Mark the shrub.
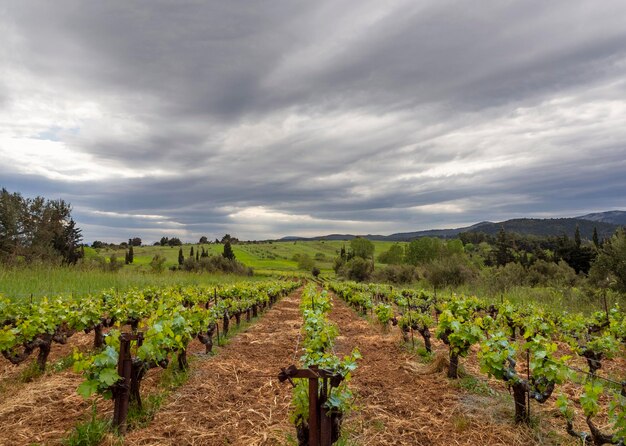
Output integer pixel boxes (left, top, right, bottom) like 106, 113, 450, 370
372, 264, 418, 284
148, 254, 166, 273
297, 253, 315, 270
424, 254, 477, 288
340, 257, 374, 282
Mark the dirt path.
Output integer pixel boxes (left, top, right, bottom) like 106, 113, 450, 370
125, 289, 303, 446
328, 296, 540, 446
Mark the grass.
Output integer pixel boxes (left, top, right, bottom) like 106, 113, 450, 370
63, 404, 110, 446
454, 375, 495, 396
97, 240, 403, 273
49, 353, 78, 373
452, 282, 626, 315
4, 238, 622, 315
0, 265, 260, 300
19, 360, 44, 382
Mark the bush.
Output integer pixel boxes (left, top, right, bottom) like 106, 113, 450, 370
149, 254, 166, 273
177, 255, 253, 275
339, 257, 374, 282
85, 254, 124, 272
296, 253, 315, 270
424, 254, 477, 288
527, 259, 577, 287
377, 244, 404, 264
482, 262, 526, 292
372, 264, 418, 284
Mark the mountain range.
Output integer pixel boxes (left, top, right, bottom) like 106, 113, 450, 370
280, 210, 626, 242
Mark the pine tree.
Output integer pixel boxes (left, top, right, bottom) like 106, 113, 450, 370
575, 225, 581, 249
178, 247, 184, 265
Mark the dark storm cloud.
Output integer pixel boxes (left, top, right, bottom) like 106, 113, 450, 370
1, 1, 626, 241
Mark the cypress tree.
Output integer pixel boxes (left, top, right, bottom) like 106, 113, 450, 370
190, 246, 194, 257
222, 241, 235, 260
495, 227, 512, 266
178, 247, 184, 265
125, 250, 130, 265
128, 245, 134, 263
593, 227, 600, 248
195, 249, 199, 261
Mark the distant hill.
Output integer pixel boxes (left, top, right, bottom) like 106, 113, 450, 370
577, 210, 626, 225
462, 218, 618, 239
280, 215, 623, 242
384, 221, 491, 241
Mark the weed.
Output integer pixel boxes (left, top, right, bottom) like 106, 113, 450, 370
63, 404, 109, 446
127, 393, 166, 429
50, 354, 77, 373
20, 361, 43, 382
455, 376, 494, 396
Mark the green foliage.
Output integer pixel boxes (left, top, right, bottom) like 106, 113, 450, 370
349, 237, 375, 260
20, 360, 45, 382
293, 253, 315, 270
405, 237, 442, 265
590, 228, 626, 292
63, 404, 109, 446
436, 305, 483, 357
0, 188, 83, 265
372, 264, 417, 284
74, 339, 120, 399
339, 257, 373, 282
222, 241, 236, 261
373, 303, 393, 325
424, 254, 477, 288
478, 332, 517, 381
377, 244, 404, 264
291, 285, 360, 429
8, 280, 301, 401
580, 381, 603, 417
149, 254, 166, 273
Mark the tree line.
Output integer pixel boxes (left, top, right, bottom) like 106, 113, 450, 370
0, 188, 83, 265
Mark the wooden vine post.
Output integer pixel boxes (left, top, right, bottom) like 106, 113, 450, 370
113, 332, 143, 434
279, 365, 344, 446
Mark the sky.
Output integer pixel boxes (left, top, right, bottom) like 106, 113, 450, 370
1, 1, 626, 243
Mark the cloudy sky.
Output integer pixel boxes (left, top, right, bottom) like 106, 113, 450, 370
1, 1, 626, 242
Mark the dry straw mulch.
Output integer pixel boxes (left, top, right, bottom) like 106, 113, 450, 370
328, 296, 565, 446
124, 289, 304, 446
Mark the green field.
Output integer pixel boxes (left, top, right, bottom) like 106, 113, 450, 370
0, 240, 400, 299
96, 240, 403, 273
0, 266, 263, 300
